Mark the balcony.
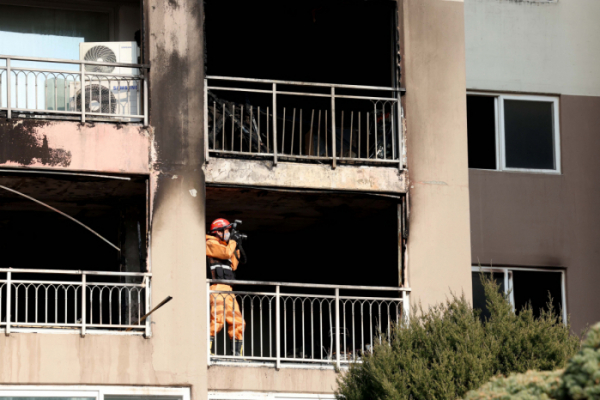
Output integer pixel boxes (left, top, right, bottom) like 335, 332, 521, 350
0, 268, 151, 336
204, 76, 405, 170
0, 55, 148, 124
207, 279, 410, 368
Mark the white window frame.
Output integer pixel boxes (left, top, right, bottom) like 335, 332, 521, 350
208, 392, 335, 400
467, 92, 561, 174
0, 386, 190, 400
471, 266, 567, 323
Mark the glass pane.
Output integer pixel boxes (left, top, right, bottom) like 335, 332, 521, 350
0, 398, 94, 400
513, 270, 563, 318
0, 5, 110, 61
504, 100, 555, 170
472, 271, 505, 321
467, 95, 497, 170
106, 397, 181, 400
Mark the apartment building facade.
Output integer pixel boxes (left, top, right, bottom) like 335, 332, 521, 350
0, 0, 470, 399
465, 0, 600, 333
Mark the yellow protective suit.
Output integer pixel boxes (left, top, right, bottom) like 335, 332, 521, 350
206, 234, 245, 340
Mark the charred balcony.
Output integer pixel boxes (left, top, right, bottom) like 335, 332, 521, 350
204, 0, 405, 171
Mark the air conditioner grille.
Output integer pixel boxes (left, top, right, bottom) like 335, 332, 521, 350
75, 84, 118, 114
84, 45, 117, 73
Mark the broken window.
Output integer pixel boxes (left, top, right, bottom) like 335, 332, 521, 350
466, 94, 560, 173
0, 172, 149, 333
471, 267, 565, 321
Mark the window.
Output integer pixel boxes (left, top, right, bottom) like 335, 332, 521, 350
466, 94, 560, 173
0, 5, 111, 61
471, 267, 566, 321
0, 387, 189, 400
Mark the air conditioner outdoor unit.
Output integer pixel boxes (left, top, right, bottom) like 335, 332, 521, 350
76, 41, 141, 121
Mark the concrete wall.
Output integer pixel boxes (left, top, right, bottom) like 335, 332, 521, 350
0, 0, 206, 395
401, 0, 472, 307
0, 120, 150, 174
465, 0, 600, 96
470, 95, 600, 332
204, 158, 407, 193
207, 367, 338, 394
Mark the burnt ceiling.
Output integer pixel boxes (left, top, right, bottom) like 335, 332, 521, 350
206, 186, 399, 233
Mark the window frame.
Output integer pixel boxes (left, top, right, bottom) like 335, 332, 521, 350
471, 266, 567, 323
467, 92, 561, 174
208, 392, 336, 400
0, 386, 190, 400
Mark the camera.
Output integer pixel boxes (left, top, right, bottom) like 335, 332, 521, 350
231, 219, 248, 240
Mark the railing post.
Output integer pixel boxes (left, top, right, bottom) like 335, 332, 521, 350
401, 290, 410, 326
80, 62, 86, 123
204, 79, 210, 163
6, 58, 11, 120
272, 83, 278, 166
143, 72, 149, 127
276, 285, 281, 370
397, 99, 403, 170
331, 87, 337, 169
335, 287, 340, 369
207, 282, 212, 367
81, 272, 86, 337
5, 271, 11, 336
144, 275, 151, 338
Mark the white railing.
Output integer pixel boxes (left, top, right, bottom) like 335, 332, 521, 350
0, 268, 151, 335
204, 76, 405, 169
207, 279, 410, 368
0, 55, 148, 124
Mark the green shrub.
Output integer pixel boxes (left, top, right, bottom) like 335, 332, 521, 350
558, 321, 600, 400
463, 370, 562, 400
462, 322, 600, 400
335, 275, 580, 400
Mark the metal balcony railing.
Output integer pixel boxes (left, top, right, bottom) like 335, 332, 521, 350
204, 76, 405, 169
0, 55, 148, 124
207, 279, 410, 368
0, 268, 151, 335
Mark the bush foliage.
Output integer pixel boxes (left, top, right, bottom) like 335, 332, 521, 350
335, 275, 580, 400
463, 322, 600, 400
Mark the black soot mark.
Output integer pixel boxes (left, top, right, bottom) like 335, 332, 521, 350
0, 120, 72, 167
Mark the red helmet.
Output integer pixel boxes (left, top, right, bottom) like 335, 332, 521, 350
210, 218, 231, 232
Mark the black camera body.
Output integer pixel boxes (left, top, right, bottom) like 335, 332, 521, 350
231, 219, 248, 240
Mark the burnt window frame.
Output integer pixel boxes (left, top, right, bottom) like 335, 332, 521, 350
471, 266, 567, 323
467, 92, 561, 174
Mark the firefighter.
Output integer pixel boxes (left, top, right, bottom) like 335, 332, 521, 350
207, 218, 246, 356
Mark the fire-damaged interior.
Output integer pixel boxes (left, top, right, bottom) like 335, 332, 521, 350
205, 0, 398, 87
206, 186, 404, 359
204, 0, 402, 165
0, 172, 148, 330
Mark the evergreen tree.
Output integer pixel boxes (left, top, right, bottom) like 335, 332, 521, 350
336, 275, 580, 400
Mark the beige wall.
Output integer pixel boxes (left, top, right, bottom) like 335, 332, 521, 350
465, 0, 600, 96
470, 95, 600, 332
401, 0, 473, 307
207, 367, 337, 394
